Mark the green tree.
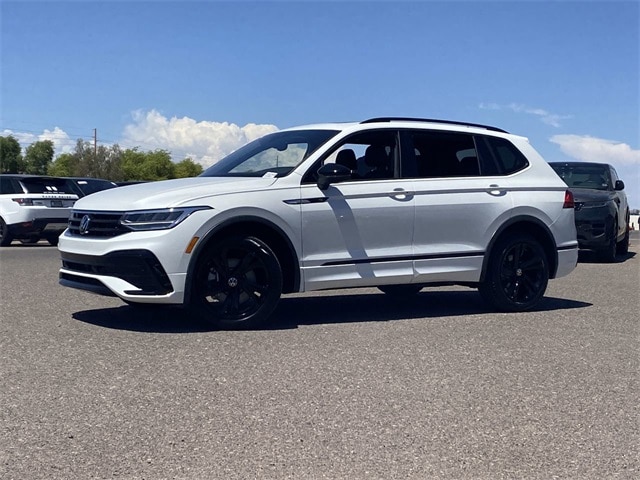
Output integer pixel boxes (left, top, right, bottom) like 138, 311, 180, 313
24, 140, 54, 175
121, 148, 147, 180
72, 139, 96, 177
122, 148, 175, 181
175, 157, 203, 178
93, 144, 124, 181
141, 149, 175, 180
48, 153, 79, 177
0, 135, 24, 173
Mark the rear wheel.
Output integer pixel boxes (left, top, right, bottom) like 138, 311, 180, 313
0, 218, 13, 246
479, 233, 549, 312
191, 236, 282, 330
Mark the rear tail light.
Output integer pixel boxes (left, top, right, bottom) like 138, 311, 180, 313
12, 198, 34, 206
563, 190, 575, 209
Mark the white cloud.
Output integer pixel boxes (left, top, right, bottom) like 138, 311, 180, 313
2, 127, 75, 155
39, 127, 76, 155
479, 102, 572, 127
550, 134, 640, 165
120, 110, 279, 167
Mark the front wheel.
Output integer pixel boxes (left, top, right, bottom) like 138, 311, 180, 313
479, 234, 549, 312
45, 234, 60, 246
190, 236, 282, 330
616, 225, 629, 255
599, 221, 617, 263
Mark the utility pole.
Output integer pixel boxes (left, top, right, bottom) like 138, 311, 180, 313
93, 128, 97, 157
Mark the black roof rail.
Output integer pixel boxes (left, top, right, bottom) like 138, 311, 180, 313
360, 117, 508, 133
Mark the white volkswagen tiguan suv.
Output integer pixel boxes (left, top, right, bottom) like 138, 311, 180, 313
58, 118, 578, 329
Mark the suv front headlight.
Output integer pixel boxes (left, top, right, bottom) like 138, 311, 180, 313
120, 207, 211, 231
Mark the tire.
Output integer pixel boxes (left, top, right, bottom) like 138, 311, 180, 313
616, 225, 629, 255
0, 218, 13, 247
598, 221, 617, 263
190, 236, 282, 330
378, 284, 422, 296
45, 234, 60, 246
19, 236, 40, 244
479, 233, 549, 312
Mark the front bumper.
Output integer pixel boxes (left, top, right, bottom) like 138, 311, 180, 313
60, 250, 173, 296
574, 207, 614, 250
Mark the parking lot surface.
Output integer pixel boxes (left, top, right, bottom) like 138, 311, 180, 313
1, 237, 638, 479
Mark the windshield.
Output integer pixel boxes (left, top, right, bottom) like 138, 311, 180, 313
551, 164, 611, 191
201, 129, 339, 178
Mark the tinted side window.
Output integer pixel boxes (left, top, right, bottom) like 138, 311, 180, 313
0, 176, 17, 194
303, 130, 397, 182
408, 131, 479, 178
482, 136, 529, 175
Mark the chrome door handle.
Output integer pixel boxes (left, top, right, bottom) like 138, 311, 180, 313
487, 184, 507, 196
390, 188, 413, 201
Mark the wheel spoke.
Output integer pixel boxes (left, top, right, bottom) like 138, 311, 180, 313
520, 256, 542, 270
509, 279, 521, 300
520, 275, 540, 298
222, 288, 241, 315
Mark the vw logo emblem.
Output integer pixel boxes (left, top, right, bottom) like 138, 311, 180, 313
79, 214, 92, 235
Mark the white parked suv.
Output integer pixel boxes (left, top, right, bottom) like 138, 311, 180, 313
58, 118, 578, 329
1, 174, 79, 246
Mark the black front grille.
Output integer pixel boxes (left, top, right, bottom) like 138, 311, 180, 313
68, 210, 129, 237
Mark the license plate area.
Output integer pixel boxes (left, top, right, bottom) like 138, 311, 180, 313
51, 200, 63, 207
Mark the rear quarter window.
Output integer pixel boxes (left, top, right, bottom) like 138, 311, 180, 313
0, 176, 18, 194
476, 136, 529, 175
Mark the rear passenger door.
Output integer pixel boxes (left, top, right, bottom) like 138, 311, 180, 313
403, 130, 518, 284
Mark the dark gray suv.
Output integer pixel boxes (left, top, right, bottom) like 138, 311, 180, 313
550, 162, 629, 262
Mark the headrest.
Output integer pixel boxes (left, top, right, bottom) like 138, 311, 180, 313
364, 145, 388, 167
336, 149, 357, 170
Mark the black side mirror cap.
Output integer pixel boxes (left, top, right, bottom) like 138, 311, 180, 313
317, 163, 352, 190
615, 180, 625, 191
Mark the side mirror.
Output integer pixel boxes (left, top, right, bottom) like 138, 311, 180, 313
317, 163, 352, 190
615, 180, 625, 191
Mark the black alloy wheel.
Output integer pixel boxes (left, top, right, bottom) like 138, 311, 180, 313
599, 220, 618, 263
480, 234, 549, 312
616, 222, 630, 255
0, 218, 13, 247
191, 236, 282, 330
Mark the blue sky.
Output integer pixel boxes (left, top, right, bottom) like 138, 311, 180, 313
2, 1, 639, 207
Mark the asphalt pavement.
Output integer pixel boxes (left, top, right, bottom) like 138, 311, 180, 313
0, 236, 638, 479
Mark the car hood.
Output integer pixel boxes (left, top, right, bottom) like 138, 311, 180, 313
569, 187, 613, 203
73, 177, 279, 211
